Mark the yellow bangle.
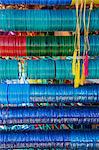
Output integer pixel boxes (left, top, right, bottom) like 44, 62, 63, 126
71, 0, 98, 5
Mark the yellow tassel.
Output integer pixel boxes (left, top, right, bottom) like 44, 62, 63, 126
80, 63, 86, 85
74, 63, 78, 88
72, 50, 77, 75
77, 60, 80, 86
74, 60, 80, 88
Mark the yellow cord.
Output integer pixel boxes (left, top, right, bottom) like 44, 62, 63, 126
72, 0, 93, 87
73, 0, 83, 88
74, 60, 80, 88
80, 0, 86, 85
72, 49, 77, 75
71, 0, 96, 5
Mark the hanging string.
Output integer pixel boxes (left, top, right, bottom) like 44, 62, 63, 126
72, 0, 95, 87
80, 0, 93, 85
72, 0, 83, 88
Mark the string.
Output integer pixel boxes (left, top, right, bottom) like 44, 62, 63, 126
72, 0, 83, 88
81, 0, 93, 85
